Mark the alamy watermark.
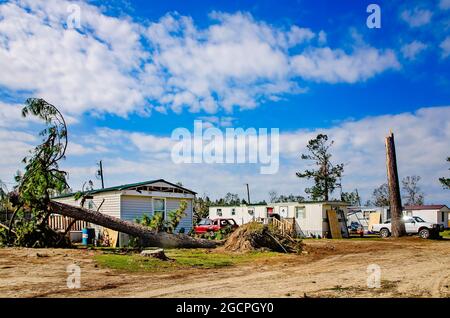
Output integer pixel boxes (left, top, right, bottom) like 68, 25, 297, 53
66, 264, 81, 289
66, 4, 81, 29
171, 120, 279, 174
367, 4, 381, 29
366, 264, 381, 289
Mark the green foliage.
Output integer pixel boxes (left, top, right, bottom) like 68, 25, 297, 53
271, 194, 305, 203
193, 195, 211, 223
341, 190, 361, 205
0, 180, 11, 223
136, 200, 187, 234
2, 98, 70, 247
0, 227, 6, 247
166, 200, 188, 234
439, 157, 450, 189
296, 134, 344, 201
95, 249, 280, 272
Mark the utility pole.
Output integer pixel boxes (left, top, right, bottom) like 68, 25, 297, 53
245, 183, 251, 205
97, 160, 104, 189
385, 131, 406, 237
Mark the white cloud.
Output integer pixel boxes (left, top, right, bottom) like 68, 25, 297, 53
145, 12, 398, 112
65, 142, 109, 156
0, 102, 28, 127
440, 0, 450, 10
0, 1, 400, 117
401, 41, 428, 60
440, 36, 450, 58
290, 47, 399, 83
0, 0, 147, 117
401, 8, 433, 27
17, 106, 445, 205
197, 116, 236, 128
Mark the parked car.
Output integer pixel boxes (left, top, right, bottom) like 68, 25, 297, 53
194, 218, 238, 235
372, 216, 443, 239
348, 221, 364, 236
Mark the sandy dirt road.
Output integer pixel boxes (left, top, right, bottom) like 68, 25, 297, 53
0, 238, 449, 298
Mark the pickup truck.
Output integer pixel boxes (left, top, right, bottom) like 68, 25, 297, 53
372, 216, 443, 239
193, 218, 239, 236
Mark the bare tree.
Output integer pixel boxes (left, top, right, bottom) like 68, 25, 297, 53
401, 175, 424, 205
369, 183, 390, 206
268, 190, 278, 203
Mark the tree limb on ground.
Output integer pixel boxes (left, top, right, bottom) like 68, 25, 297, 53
49, 201, 220, 248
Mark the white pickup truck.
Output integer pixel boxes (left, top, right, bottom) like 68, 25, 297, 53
372, 216, 443, 239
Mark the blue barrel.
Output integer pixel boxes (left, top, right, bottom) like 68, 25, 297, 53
81, 228, 95, 245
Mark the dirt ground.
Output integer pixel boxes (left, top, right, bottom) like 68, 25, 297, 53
1, 238, 449, 298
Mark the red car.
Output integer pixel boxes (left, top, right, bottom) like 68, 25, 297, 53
194, 218, 238, 235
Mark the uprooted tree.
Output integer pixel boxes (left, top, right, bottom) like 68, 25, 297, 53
2, 98, 70, 247
1, 98, 218, 248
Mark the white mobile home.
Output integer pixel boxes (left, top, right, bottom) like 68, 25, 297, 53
403, 205, 449, 228
52, 179, 196, 246
208, 204, 269, 225
209, 201, 349, 238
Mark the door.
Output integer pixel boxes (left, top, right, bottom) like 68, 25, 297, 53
404, 218, 417, 233
279, 206, 288, 218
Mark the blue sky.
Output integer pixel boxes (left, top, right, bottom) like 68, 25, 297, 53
0, 0, 449, 204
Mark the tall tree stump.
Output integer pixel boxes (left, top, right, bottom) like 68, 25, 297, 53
385, 132, 406, 237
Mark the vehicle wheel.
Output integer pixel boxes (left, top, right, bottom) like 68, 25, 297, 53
380, 228, 390, 238
419, 228, 430, 239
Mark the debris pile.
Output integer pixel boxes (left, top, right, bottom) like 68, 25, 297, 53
223, 222, 303, 253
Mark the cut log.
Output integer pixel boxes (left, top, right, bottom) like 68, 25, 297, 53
140, 248, 169, 260
49, 201, 220, 248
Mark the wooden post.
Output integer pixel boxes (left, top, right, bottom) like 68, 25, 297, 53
385, 131, 406, 237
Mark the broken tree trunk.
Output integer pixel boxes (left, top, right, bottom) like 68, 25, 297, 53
385, 131, 406, 237
49, 201, 220, 248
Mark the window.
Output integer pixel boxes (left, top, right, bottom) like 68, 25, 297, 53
295, 207, 306, 219
198, 219, 212, 226
153, 198, 165, 219
442, 212, 445, 223
217, 208, 223, 216
231, 208, 236, 216
403, 217, 414, 223
87, 200, 94, 210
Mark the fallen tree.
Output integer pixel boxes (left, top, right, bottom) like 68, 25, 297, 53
3, 98, 220, 249
49, 201, 220, 248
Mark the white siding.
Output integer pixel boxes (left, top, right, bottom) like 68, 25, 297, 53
120, 195, 153, 222
407, 208, 449, 227
93, 192, 121, 219
272, 203, 326, 237
52, 192, 121, 219
209, 202, 348, 238
208, 206, 267, 225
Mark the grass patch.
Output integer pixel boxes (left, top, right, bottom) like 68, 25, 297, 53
441, 230, 450, 238
94, 249, 280, 272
